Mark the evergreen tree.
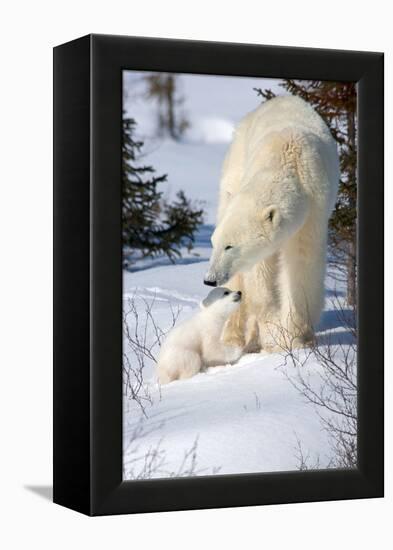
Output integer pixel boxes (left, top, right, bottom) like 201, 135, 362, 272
255, 81, 357, 305
144, 74, 189, 140
122, 116, 203, 263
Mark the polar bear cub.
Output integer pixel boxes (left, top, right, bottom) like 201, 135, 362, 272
157, 288, 243, 384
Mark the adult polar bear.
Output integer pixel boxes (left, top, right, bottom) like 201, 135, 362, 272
204, 96, 339, 352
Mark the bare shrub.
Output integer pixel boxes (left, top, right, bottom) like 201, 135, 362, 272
273, 295, 357, 469
122, 294, 220, 480
293, 434, 322, 471
123, 292, 181, 415
123, 418, 221, 479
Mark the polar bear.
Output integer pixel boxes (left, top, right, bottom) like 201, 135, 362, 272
157, 288, 243, 384
204, 96, 339, 352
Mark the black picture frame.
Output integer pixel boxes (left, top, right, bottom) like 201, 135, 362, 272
53, 34, 384, 516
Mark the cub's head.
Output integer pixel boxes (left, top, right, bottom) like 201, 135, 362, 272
201, 287, 242, 316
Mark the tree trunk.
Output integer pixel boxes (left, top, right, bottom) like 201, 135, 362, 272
166, 76, 177, 140
347, 233, 357, 306
346, 106, 357, 307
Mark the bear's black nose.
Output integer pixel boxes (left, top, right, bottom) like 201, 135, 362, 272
237, 291, 242, 297
204, 280, 217, 287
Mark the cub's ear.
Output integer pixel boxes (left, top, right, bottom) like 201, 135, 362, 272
261, 205, 280, 227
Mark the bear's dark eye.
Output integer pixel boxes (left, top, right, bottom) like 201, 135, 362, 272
224, 245, 233, 251
224, 291, 230, 295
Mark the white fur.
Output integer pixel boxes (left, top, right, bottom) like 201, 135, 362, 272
205, 96, 339, 350
157, 291, 243, 384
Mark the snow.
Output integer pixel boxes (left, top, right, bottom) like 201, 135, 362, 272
122, 228, 356, 479
187, 116, 235, 144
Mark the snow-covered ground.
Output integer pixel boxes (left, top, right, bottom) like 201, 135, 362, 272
122, 228, 356, 480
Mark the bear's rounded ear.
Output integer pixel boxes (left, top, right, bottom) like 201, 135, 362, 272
200, 299, 207, 309
262, 205, 280, 227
